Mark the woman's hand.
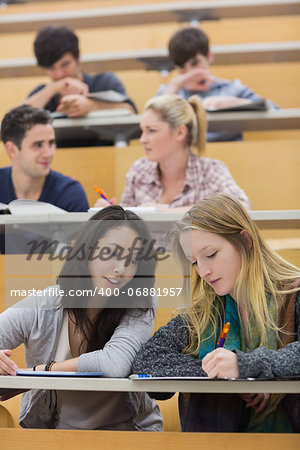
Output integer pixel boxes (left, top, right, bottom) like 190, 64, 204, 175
202, 348, 239, 378
94, 197, 116, 208
240, 393, 270, 414
0, 350, 18, 376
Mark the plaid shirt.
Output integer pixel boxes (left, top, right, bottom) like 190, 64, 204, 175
121, 151, 250, 208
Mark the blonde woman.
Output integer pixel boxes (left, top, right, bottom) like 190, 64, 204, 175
95, 95, 250, 209
133, 194, 300, 432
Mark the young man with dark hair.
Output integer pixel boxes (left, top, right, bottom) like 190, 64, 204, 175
0, 105, 89, 212
26, 25, 136, 117
158, 27, 276, 141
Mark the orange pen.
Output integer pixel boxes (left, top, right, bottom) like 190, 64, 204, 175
217, 322, 230, 348
94, 185, 111, 204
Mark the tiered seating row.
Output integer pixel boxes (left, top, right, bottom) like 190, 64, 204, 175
0, 1, 299, 33
2, 139, 299, 211
1, 41, 299, 78
49, 109, 300, 148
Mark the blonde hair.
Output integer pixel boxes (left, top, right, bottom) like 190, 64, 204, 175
172, 193, 300, 356
145, 94, 207, 156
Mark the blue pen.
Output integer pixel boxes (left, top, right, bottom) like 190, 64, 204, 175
94, 185, 112, 204
129, 374, 152, 379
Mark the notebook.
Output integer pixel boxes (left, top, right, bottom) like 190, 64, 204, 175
0, 199, 66, 215
205, 98, 268, 112
16, 370, 104, 377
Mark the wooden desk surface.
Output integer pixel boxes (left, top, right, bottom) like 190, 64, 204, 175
1, 209, 300, 229
1, 429, 300, 450
1, 375, 299, 394
49, 109, 300, 147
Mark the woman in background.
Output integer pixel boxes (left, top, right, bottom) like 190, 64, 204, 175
121, 95, 250, 210
95, 95, 250, 210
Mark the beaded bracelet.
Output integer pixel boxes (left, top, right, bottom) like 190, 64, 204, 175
45, 360, 56, 372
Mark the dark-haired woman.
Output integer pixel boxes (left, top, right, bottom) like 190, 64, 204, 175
0, 206, 162, 430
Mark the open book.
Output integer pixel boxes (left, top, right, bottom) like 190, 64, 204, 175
204, 98, 268, 112
0, 199, 66, 215
86, 90, 129, 103
88, 206, 157, 214
51, 108, 132, 120
16, 370, 104, 377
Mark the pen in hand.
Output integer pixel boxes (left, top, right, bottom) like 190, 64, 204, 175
217, 322, 230, 348
94, 185, 112, 204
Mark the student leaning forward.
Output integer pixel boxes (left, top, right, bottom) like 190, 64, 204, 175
0, 206, 162, 430
133, 193, 300, 432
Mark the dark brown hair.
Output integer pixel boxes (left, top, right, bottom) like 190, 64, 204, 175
58, 205, 156, 352
1, 104, 52, 149
34, 25, 79, 68
168, 27, 210, 67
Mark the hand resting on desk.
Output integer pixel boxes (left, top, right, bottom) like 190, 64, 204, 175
0, 350, 18, 377
57, 94, 97, 118
0, 349, 25, 401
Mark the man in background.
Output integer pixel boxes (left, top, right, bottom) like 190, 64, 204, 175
26, 25, 136, 117
0, 104, 89, 212
158, 27, 276, 141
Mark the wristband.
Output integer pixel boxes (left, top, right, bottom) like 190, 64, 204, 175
45, 360, 56, 372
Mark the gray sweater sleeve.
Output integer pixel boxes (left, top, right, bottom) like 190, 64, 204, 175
77, 300, 157, 377
133, 315, 207, 377
0, 296, 38, 349
0, 290, 157, 377
134, 292, 300, 379
0, 291, 63, 370
235, 291, 300, 378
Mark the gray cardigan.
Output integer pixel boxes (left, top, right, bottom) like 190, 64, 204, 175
133, 291, 300, 378
0, 286, 163, 430
133, 291, 300, 431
